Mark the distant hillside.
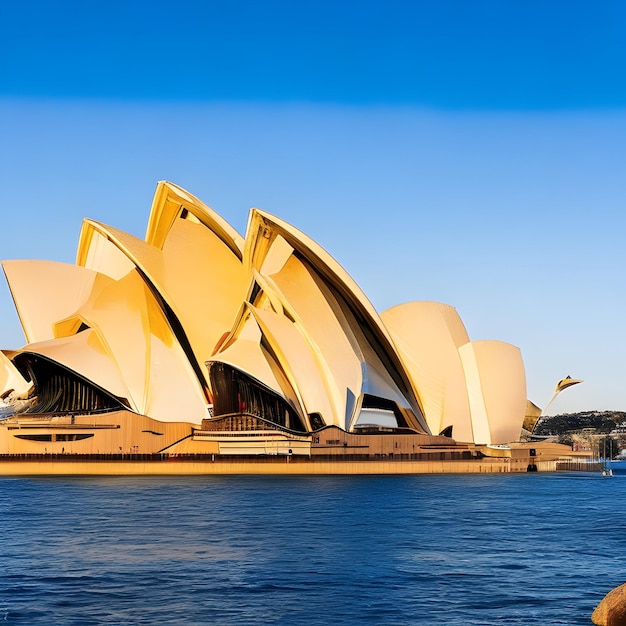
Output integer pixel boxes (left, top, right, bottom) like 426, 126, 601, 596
533, 411, 626, 436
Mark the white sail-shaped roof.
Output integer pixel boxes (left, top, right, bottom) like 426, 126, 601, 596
2, 260, 99, 344
0, 350, 31, 400
76, 209, 247, 396
0, 182, 529, 444
381, 301, 473, 441
55, 268, 208, 422
459, 340, 527, 445
241, 212, 429, 433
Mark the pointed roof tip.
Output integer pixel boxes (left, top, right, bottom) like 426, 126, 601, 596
146, 181, 245, 259
245, 208, 384, 322
156, 180, 190, 195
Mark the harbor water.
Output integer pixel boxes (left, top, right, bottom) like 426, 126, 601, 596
1, 469, 625, 625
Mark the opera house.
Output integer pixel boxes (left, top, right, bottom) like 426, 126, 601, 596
0, 182, 565, 474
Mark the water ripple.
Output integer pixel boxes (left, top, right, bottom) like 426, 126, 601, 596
0, 473, 624, 624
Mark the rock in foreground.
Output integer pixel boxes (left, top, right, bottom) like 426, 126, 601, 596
592, 583, 626, 625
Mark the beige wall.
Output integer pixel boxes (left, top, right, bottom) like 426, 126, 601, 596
0, 411, 195, 455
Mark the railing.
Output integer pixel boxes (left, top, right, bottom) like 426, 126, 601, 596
0, 451, 495, 463
200, 413, 308, 436
193, 430, 309, 440
555, 460, 604, 472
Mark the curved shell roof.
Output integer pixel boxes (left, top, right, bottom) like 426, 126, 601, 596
76, 210, 248, 395
0, 350, 31, 400
459, 340, 527, 445
0, 182, 528, 442
242, 209, 429, 433
3, 260, 99, 344
381, 301, 472, 440
145, 181, 244, 258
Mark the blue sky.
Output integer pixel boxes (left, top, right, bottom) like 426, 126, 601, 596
1, 0, 625, 414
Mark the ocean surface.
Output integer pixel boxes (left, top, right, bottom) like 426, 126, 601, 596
1, 466, 626, 625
